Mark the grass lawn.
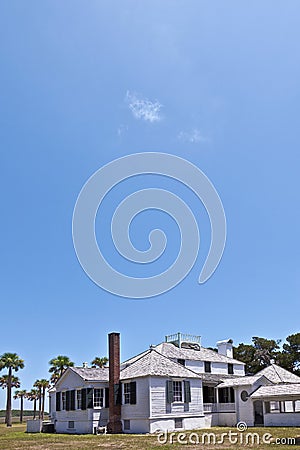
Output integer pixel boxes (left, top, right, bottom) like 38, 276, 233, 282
0, 424, 299, 450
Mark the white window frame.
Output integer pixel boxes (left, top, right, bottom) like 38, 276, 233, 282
124, 383, 131, 404
61, 392, 66, 410
173, 381, 183, 402
76, 390, 82, 409
93, 388, 104, 408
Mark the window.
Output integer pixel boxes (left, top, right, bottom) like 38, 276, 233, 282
203, 386, 215, 403
68, 421, 74, 429
62, 392, 66, 410
77, 390, 82, 409
123, 420, 130, 430
218, 387, 235, 403
270, 401, 280, 413
228, 363, 234, 375
175, 418, 183, 429
93, 388, 104, 408
173, 381, 183, 402
123, 382, 137, 405
204, 361, 211, 373
177, 359, 185, 366
124, 383, 131, 404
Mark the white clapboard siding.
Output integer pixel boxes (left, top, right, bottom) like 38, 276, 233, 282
121, 377, 150, 419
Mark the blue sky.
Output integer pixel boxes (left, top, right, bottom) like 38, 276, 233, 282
1, 1, 300, 409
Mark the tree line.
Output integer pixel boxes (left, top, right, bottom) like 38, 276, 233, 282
0, 354, 108, 427
233, 332, 300, 375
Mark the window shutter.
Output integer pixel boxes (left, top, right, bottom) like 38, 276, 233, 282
166, 380, 174, 403
130, 382, 136, 405
56, 392, 61, 411
70, 390, 76, 410
87, 388, 93, 408
105, 388, 109, 408
66, 391, 70, 411
184, 380, 191, 403
81, 388, 87, 410
114, 382, 122, 405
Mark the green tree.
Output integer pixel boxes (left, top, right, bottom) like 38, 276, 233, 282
234, 337, 280, 374
234, 343, 257, 374
26, 388, 39, 420
0, 353, 24, 427
49, 356, 74, 383
91, 357, 108, 368
279, 333, 300, 375
13, 390, 27, 423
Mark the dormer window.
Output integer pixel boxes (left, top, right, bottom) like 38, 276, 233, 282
204, 361, 211, 373
228, 363, 234, 375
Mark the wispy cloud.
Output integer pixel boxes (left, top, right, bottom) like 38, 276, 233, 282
125, 91, 163, 123
178, 129, 210, 144
117, 124, 128, 136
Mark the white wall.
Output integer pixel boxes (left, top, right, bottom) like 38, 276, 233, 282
218, 412, 237, 426
185, 360, 244, 376
264, 413, 300, 427
150, 416, 205, 433
150, 377, 203, 418
121, 377, 150, 420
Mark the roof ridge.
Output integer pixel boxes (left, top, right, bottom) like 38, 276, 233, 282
120, 349, 152, 372
272, 364, 284, 382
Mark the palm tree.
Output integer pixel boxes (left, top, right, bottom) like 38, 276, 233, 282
0, 375, 20, 425
91, 357, 108, 368
26, 389, 39, 420
0, 353, 24, 427
40, 379, 49, 420
49, 355, 74, 383
13, 390, 27, 423
34, 379, 50, 420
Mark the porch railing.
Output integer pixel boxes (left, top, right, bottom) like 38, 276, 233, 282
203, 403, 236, 413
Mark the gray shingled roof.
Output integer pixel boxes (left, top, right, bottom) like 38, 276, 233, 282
123, 342, 244, 366
255, 364, 300, 384
71, 367, 109, 381
251, 383, 300, 399
198, 373, 238, 384
120, 349, 200, 380
217, 375, 266, 388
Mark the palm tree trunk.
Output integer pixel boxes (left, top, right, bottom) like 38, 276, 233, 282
41, 388, 45, 420
20, 396, 23, 423
38, 388, 42, 420
33, 398, 36, 420
6, 367, 12, 427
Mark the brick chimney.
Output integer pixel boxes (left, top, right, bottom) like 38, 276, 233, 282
107, 332, 122, 433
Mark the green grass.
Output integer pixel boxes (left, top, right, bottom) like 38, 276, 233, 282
0, 424, 299, 449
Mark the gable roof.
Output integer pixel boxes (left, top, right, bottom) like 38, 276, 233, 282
120, 349, 200, 380
70, 367, 109, 381
251, 383, 300, 399
255, 364, 300, 384
123, 342, 244, 366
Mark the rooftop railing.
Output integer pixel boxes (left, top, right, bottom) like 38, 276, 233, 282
165, 332, 201, 347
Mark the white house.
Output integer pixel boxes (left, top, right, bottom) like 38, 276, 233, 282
48, 332, 300, 434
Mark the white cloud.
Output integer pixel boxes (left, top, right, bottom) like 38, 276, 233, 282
125, 91, 163, 123
178, 129, 210, 144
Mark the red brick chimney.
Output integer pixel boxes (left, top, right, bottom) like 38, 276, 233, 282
107, 332, 122, 433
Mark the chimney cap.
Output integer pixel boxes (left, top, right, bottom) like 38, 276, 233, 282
217, 339, 233, 345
